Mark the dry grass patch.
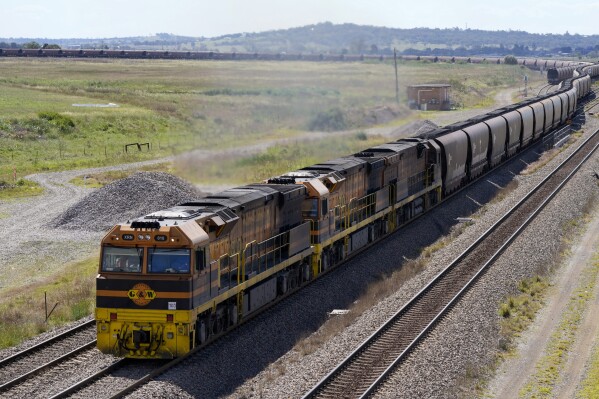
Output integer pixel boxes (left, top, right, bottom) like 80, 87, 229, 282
521, 131, 582, 176
497, 276, 549, 355
489, 179, 520, 205
0, 256, 97, 349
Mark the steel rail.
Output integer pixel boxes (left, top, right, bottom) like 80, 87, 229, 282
48, 358, 130, 399
0, 340, 97, 392
303, 127, 599, 399
0, 319, 95, 368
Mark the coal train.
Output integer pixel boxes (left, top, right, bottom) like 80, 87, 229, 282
0, 47, 587, 69
96, 62, 599, 359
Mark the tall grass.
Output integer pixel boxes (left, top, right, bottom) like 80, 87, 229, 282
0, 256, 98, 349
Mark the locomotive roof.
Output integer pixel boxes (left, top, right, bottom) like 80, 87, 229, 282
300, 156, 366, 175
197, 185, 281, 211
136, 182, 307, 227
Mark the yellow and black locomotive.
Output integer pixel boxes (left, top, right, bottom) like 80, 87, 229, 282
96, 137, 441, 358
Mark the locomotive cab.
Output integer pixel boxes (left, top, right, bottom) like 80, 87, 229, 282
96, 220, 209, 359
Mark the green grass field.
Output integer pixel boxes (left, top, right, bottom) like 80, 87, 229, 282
0, 58, 543, 185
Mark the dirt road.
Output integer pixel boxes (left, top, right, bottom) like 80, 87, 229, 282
487, 208, 599, 398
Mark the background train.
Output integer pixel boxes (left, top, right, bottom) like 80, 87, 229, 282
96, 62, 598, 359
0, 47, 587, 68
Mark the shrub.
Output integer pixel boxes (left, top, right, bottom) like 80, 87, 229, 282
355, 131, 368, 141
308, 107, 347, 131
38, 111, 75, 133
504, 55, 518, 65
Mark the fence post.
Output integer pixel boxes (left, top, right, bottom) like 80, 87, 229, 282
44, 292, 58, 322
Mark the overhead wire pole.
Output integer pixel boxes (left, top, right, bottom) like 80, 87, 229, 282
394, 48, 399, 104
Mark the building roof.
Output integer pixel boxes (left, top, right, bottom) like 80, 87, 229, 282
407, 84, 451, 88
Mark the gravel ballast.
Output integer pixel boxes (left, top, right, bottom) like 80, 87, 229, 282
126, 119, 599, 398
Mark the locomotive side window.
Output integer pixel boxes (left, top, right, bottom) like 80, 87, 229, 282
195, 248, 206, 271
148, 248, 191, 273
101, 246, 143, 273
302, 198, 318, 218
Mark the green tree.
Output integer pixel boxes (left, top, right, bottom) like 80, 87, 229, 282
22, 41, 41, 49
504, 55, 518, 65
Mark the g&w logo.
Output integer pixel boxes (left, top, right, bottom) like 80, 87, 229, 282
128, 283, 156, 306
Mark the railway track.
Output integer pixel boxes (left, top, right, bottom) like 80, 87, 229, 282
48, 358, 165, 399
302, 127, 599, 399
585, 92, 599, 114
0, 318, 165, 398
0, 319, 97, 394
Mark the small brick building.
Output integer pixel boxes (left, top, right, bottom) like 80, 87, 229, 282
407, 84, 451, 111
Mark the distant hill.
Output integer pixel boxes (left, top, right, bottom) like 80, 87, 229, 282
3, 22, 599, 57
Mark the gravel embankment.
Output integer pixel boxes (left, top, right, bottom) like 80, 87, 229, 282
52, 171, 202, 231
0, 162, 180, 288
124, 117, 599, 398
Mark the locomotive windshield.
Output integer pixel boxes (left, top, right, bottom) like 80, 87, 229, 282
101, 246, 143, 273
148, 248, 191, 273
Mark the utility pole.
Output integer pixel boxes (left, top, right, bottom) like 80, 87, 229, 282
394, 48, 399, 104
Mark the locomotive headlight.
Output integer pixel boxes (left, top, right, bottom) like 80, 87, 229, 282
166, 332, 174, 340
145, 234, 151, 240
138, 234, 144, 240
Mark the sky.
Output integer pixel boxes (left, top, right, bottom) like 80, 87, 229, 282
2, 0, 599, 39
